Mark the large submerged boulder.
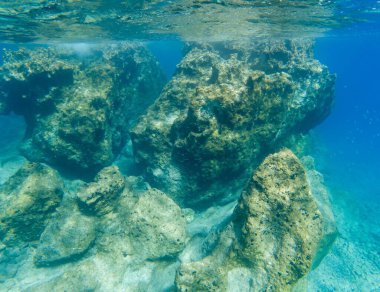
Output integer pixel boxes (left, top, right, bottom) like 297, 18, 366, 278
0, 43, 166, 176
77, 166, 126, 216
125, 187, 188, 260
131, 40, 335, 207
176, 149, 336, 291
0, 162, 64, 246
34, 208, 96, 267
232, 149, 325, 290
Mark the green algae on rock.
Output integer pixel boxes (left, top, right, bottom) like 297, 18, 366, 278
176, 149, 334, 291
0, 43, 166, 176
0, 162, 64, 246
131, 40, 335, 208
77, 166, 126, 216
232, 149, 324, 290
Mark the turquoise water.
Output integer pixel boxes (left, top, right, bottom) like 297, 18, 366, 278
304, 33, 380, 290
0, 1, 380, 291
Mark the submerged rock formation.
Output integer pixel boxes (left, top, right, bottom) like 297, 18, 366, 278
0, 162, 64, 282
0, 43, 165, 176
34, 209, 96, 267
232, 149, 324, 290
131, 40, 335, 208
77, 166, 126, 216
0, 40, 339, 290
0, 151, 337, 290
176, 149, 336, 291
93, 175, 188, 262
125, 187, 188, 260
0, 162, 64, 246
16, 176, 188, 291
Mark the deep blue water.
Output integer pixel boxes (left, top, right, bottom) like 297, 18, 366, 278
148, 41, 184, 78
315, 31, 380, 202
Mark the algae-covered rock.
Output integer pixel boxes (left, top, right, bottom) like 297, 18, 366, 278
126, 188, 187, 260
0, 162, 64, 246
176, 149, 333, 291
131, 40, 335, 208
232, 149, 324, 290
34, 209, 96, 267
0, 43, 165, 176
77, 166, 125, 216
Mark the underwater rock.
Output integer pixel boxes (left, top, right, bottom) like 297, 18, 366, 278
23, 178, 187, 290
0, 162, 64, 246
232, 149, 324, 290
131, 40, 335, 208
126, 187, 188, 260
34, 209, 96, 267
77, 166, 126, 216
176, 225, 235, 292
176, 149, 331, 291
0, 43, 166, 176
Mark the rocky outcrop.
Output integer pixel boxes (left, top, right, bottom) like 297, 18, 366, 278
77, 166, 125, 216
33, 166, 125, 267
27, 175, 186, 270
176, 149, 334, 291
0, 43, 166, 176
232, 149, 324, 290
34, 209, 96, 267
125, 187, 188, 260
0, 40, 339, 290
0, 162, 64, 246
131, 40, 335, 208
19, 177, 188, 289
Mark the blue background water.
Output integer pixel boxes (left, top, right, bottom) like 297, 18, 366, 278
315, 27, 380, 203
308, 23, 380, 288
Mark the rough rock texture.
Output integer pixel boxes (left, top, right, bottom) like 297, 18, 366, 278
0, 162, 64, 246
0, 43, 165, 176
86, 175, 188, 263
131, 40, 335, 207
232, 149, 324, 290
125, 186, 188, 260
176, 149, 332, 291
0, 40, 340, 290
34, 208, 96, 267
77, 166, 126, 216
11, 177, 188, 291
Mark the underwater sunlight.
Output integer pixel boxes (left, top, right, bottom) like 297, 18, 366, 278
0, 0, 379, 291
